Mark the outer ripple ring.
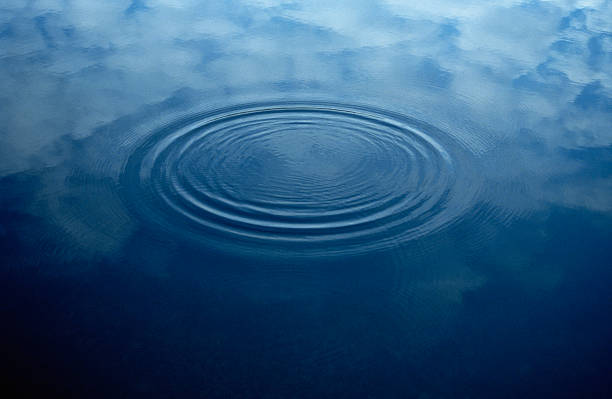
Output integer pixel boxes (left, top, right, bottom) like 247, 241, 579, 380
120, 101, 480, 256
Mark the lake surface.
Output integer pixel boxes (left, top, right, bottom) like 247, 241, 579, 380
1, 1, 611, 397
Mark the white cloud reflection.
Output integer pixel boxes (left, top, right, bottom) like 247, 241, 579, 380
0, 0, 611, 214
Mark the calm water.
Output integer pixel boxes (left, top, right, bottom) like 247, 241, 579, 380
1, 1, 611, 397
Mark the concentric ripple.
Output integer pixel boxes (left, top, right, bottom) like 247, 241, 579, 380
121, 102, 480, 255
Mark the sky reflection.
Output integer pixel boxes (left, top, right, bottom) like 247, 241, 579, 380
0, 1, 611, 397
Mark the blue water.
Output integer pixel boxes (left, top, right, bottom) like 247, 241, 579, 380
1, 1, 611, 397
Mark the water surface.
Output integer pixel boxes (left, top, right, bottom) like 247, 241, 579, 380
1, 1, 611, 397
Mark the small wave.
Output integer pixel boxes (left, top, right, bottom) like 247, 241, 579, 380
120, 102, 481, 256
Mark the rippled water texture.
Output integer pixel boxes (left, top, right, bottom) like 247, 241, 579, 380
123, 102, 479, 255
1, 1, 612, 398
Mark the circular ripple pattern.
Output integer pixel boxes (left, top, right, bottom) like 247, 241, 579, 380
121, 102, 479, 255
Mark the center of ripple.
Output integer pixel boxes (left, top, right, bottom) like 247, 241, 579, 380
122, 102, 478, 255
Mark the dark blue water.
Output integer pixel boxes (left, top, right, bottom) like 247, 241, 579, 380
1, 1, 611, 397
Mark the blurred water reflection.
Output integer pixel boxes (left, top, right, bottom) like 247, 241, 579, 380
1, 1, 611, 397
